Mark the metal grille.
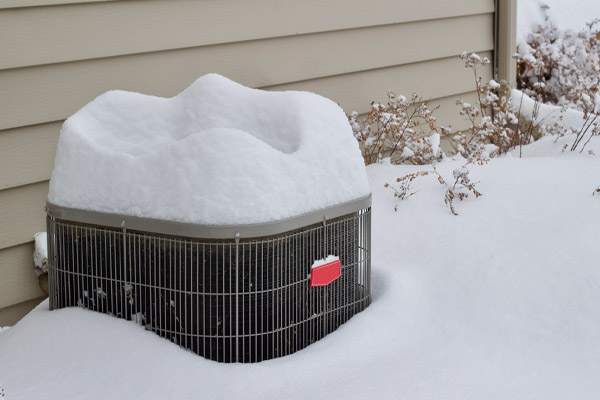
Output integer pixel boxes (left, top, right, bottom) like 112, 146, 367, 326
47, 208, 371, 363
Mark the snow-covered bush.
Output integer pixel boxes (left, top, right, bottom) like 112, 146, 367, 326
516, 5, 600, 152
349, 52, 527, 163
349, 92, 484, 214
348, 91, 442, 165
350, 51, 525, 214
349, 42, 599, 214
448, 52, 525, 156
516, 5, 600, 113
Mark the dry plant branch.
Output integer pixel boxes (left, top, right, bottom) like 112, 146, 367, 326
348, 91, 442, 166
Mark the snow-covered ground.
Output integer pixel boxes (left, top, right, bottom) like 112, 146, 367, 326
510, 89, 590, 132
517, 0, 600, 44
1, 136, 599, 399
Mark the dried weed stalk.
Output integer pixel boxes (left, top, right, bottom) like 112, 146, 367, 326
351, 52, 504, 215
384, 171, 428, 212
384, 149, 488, 215
448, 52, 525, 156
351, 38, 599, 214
349, 91, 442, 165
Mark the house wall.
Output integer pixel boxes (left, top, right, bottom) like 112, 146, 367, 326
0, 0, 498, 325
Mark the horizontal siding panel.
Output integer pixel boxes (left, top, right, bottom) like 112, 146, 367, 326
0, 122, 61, 190
0, 181, 48, 250
433, 91, 481, 131
0, 23, 493, 132
0, 0, 115, 8
0, 242, 45, 309
265, 52, 492, 118
0, 296, 46, 327
0, 0, 494, 69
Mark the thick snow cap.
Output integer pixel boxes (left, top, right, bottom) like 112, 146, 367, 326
48, 74, 370, 225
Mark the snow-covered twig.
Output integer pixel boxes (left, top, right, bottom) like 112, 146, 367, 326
348, 92, 442, 166
384, 171, 428, 212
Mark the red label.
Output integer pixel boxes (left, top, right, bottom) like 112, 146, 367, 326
310, 259, 341, 287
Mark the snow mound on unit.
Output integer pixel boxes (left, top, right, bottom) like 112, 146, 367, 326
48, 74, 370, 225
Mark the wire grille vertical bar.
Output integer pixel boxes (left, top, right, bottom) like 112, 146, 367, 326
234, 232, 240, 363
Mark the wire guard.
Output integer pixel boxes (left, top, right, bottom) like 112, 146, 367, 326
46, 208, 371, 363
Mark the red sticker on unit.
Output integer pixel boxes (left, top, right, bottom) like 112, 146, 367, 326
310, 257, 341, 287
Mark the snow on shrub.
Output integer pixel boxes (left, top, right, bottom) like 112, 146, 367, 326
349, 52, 524, 215
451, 52, 524, 156
348, 92, 441, 165
516, 5, 599, 113
349, 52, 530, 161
515, 5, 600, 152
350, 38, 600, 214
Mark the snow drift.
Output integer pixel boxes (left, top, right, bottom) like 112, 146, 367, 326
48, 74, 370, 225
3, 147, 600, 399
510, 89, 588, 131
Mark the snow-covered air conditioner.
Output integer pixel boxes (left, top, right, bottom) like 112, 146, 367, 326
46, 74, 371, 362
